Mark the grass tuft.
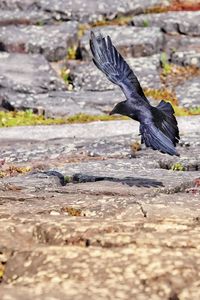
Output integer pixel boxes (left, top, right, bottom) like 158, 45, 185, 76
171, 163, 185, 171
160, 52, 172, 76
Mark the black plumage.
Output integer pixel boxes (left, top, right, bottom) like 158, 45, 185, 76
90, 31, 180, 156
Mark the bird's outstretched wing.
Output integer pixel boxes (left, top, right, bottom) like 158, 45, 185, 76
90, 31, 149, 103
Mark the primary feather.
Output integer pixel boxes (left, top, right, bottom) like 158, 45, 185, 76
90, 31, 180, 156
90, 31, 148, 103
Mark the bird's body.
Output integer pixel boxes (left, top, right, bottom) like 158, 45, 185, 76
90, 31, 180, 156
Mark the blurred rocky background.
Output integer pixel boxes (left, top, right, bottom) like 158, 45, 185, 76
0, 0, 200, 299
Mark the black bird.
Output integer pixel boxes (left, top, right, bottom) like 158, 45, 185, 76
90, 31, 180, 156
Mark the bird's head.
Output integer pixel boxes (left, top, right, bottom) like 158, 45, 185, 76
109, 100, 130, 117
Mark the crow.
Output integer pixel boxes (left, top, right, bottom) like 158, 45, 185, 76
90, 31, 180, 156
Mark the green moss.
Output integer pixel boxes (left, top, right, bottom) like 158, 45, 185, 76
67, 113, 127, 123
0, 111, 128, 128
0, 110, 66, 127
171, 163, 185, 171
1, 104, 199, 128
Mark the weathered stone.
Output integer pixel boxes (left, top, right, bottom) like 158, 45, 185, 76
38, 0, 170, 23
79, 26, 164, 60
1, 87, 132, 116
0, 116, 200, 300
1, 211, 200, 300
0, 116, 199, 142
0, 53, 66, 95
171, 51, 200, 68
165, 34, 200, 54
0, 22, 78, 61
0, 10, 51, 26
0, 90, 105, 117
0, 117, 199, 178
0, 0, 38, 10
175, 77, 200, 108
57, 159, 198, 194
69, 55, 163, 92
1, 1, 200, 298
132, 11, 200, 36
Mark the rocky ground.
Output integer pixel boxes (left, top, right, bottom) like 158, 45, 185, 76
0, 0, 200, 299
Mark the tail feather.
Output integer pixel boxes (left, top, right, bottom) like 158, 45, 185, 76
157, 100, 174, 116
140, 100, 180, 156
153, 100, 180, 146
140, 123, 179, 156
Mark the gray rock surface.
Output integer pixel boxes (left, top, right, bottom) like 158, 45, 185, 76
165, 34, 200, 54
69, 55, 163, 91
171, 51, 200, 68
80, 26, 164, 60
0, 10, 51, 26
38, 0, 170, 23
175, 77, 200, 108
0, 0, 39, 10
0, 53, 66, 94
0, 90, 95, 117
0, 22, 78, 61
132, 11, 200, 36
1, 1, 200, 299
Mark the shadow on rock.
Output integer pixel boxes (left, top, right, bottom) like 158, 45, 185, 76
72, 173, 164, 188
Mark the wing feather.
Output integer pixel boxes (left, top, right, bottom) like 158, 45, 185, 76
90, 31, 149, 103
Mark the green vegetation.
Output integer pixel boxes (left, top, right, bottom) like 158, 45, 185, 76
67, 46, 77, 60
171, 163, 185, 171
0, 110, 128, 128
0, 105, 199, 128
64, 175, 73, 184
160, 52, 172, 76
0, 110, 66, 127
60, 68, 73, 90
35, 20, 45, 26
67, 113, 128, 123
173, 106, 200, 116
143, 19, 149, 27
